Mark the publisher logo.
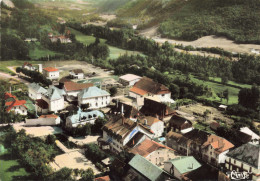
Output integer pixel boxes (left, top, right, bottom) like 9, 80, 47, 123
227, 170, 252, 180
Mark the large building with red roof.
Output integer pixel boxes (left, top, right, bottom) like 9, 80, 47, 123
43, 67, 59, 80
129, 77, 175, 107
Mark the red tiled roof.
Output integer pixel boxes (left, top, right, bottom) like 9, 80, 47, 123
95, 175, 110, 181
131, 77, 170, 95
4, 92, 17, 100
5, 100, 27, 112
64, 81, 93, 92
130, 138, 172, 157
130, 86, 147, 96
23, 62, 32, 67
203, 135, 234, 153
43, 67, 58, 72
39, 114, 58, 118
36, 99, 49, 109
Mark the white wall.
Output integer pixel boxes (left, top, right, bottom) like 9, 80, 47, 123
45, 71, 59, 80
79, 95, 110, 109
25, 117, 60, 126
150, 121, 164, 138
28, 88, 42, 100
9, 106, 27, 115
67, 90, 81, 97
49, 98, 64, 112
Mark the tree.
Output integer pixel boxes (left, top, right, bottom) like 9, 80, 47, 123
46, 134, 56, 145
109, 87, 117, 96
80, 168, 94, 181
81, 103, 89, 111
92, 117, 106, 135
221, 76, 228, 85
47, 167, 75, 181
223, 89, 229, 103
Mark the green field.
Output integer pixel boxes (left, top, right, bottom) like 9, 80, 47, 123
29, 42, 62, 59
0, 60, 44, 74
0, 152, 31, 181
191, 76, 250, 105
69, 27, 144, 59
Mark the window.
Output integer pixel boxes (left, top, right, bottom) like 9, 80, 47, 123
96, 103, 98, 107
234, 160, 236, 164
210, 152, 212, 155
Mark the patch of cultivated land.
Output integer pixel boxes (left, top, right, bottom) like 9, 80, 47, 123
152, 35, 260, 55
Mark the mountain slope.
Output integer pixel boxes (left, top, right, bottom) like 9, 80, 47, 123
104, 0, 260, 43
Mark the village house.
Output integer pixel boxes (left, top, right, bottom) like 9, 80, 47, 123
166, 131, 191, 155
140, 98, 175, 122
225, 143, 260, 181
63, 81, 93, 97
78, 86, 110, 109
25, 114, 61, 126
168, 114, 193, 133
41, 86, 66, 112
69, 69, 84, 79
28, 83, 47, 100
119, 74, 141, 86
110, 102, 164, 138
110, 101, 142, 119
24, 38, 38, 43
43, 67, 59, 80
4, 92, 27, 115
100, 116, 154, 153
138, 116, 164, 138
164, 156, 201, 180
166, 129, 234, 167
129, 138, 179, 168
129, 77, 174, 106
201, 134, 234, 167
36, 99, 49, 114
65, 108, 104, 128
49, 35, 72, 43
126, 154, 170, 181
240, 127, 260, 145
22, 62, 36, 71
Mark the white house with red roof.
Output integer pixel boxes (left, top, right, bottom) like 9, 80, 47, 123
4, 92, 27, 115
43, 67, 59, 80
129, 77, 174, 106
22, 62, 36, 71
25, 114, 61, 126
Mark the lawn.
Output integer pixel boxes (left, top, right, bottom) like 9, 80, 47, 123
190, 76, 243, 105
28, 42, 62, 59
0, 152, 31, 181
68, 28, 144, 59
0, 60, 44, 74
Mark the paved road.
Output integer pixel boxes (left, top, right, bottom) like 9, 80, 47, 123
0, 72, 30, 84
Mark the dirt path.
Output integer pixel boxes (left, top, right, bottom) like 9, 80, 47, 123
0, 72, 30, 85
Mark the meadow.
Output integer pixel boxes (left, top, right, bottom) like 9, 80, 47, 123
69, 27, 144, 59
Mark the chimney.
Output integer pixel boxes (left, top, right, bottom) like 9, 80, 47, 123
191, 163, 193, 169
38, 64, 42, 73
144, 119, 147, 125
122, 116, 124, 125
121, 104, 124, 115
9, 86, 11, 93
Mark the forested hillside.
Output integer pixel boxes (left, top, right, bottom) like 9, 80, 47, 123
101, 0, 260, 43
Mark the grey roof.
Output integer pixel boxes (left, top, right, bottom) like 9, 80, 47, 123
227, 143, 260, 169
129, 154, 165, 181
28, 83, 47, 94
67, 108, 104, 124
78, 86, 110, 99
44, 86, 65, 101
